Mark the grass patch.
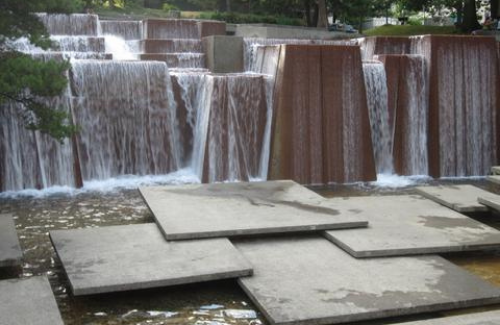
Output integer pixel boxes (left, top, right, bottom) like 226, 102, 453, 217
364, 24, 459, 36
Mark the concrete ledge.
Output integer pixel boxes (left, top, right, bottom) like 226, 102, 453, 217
202, 35, 244, 73
0, 213, 22, 268
235, 24, 354, 40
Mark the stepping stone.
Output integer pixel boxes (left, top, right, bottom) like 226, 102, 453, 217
139, 180, 368, 241
491, 166, 500, 175
392, 310, 500, 324
235, 237, 500, 325
478, 195, 500, 213
0, 213, 22, 268
487, 175, 500, 185
0, 275, 64, 325
50, 224, 253, 296
323, 195, 500, 257
415, 185, 493, 212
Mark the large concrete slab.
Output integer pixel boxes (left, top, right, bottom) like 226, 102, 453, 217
139, 180, 368, 241
491, 166, 500, 175
392, 310, 500, 325
0, 275, 64, 325
236, 237, 500, 325
50, 224, 253, 296
478, 195, 500, 213
323, 195, 500, 258
487, 175, 500, 185
415, 185, 494, 212
0, 213, 22, 268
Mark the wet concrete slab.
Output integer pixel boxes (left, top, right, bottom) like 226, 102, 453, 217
478, 195, 500, 213
487, 175, 500, 185
139, 180, 368, 241
392, 310, 500, 325
415, 185, 493, 212
491, 166, 500, 175
0, 213, 22, 268
50, 224, 253, 296
0, 275, 64, 325
235, 237, 500, 325
323, 195, 500, 258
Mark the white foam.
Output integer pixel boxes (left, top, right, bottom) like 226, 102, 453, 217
104, 34, 137, 60
372, 174, 431, 188
0, 168, 199, 199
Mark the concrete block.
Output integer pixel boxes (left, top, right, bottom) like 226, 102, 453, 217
236, 236, 500, 325
50, 224, 253, 295
0, 276, 64, 325
415, 185, 494, 212
234, 24, 351, 40
0, 213, 22, 268
323, 195, 500, 258
391, 310, 500, 325
491, 166, 500, 175
487, 175, 500, 185
269, 45, 376, 184
202, 35, 244, 73
140, 180, 368, 241
139, 39, 202, 53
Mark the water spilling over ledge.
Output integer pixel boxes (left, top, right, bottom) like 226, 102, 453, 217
1, 13, 500, 193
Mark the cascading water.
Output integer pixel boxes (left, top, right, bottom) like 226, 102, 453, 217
70, 60, 181, 181
362, 61, 394, 174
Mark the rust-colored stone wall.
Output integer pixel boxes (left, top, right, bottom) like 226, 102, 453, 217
140, 40, 202, 54
198, 21, 226, 38
201, 75, 268, 183
361, 36, 412, 61
142, 19, 226, 40
377, 54, 428, 176
269, 45, 376, 185
423, 35, 499, 177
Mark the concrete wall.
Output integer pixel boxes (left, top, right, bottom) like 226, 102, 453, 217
235, 24, 353, 40
202, 36, 244, 73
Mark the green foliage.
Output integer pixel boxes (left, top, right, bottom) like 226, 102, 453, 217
0, 0, 79, 141
162, 3, 179, 12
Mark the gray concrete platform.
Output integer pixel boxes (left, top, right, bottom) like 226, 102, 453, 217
323, 195, 500, 257
392, 310, 500, 325
478, 195, 500, 213
50, 224, 253, 296
0, 213, 22, 268
491, 166, 500, 175
0, 275, 64, 325
235, 237, 500, 325
415, 185, 493, 212
139, 180, 368, 241
487, 175, 500, 185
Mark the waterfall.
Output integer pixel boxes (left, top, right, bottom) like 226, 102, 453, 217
104, 35, 137, 60
400, 55, 428, 176
37, 13, 100, 36
362, 61, 394, 174
70, 60, 181, 181
100, 21, 143, 40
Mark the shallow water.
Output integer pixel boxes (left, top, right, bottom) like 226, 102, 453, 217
1, 178, 500, 324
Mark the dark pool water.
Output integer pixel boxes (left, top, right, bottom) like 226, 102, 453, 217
1, 179, 500, 325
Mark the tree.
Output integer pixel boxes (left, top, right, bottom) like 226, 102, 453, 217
0, 0, 79, 141
462, 0, 481, 31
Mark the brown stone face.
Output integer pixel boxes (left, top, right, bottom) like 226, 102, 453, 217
140, 40, 202, 54
361, 36, 412, 61
423, 35, 499, 177
201, 75, 269, 183
377, 54, 428, 176
269, 45, 377, 185
198, 21, 226, 38
143, 19, 199, 39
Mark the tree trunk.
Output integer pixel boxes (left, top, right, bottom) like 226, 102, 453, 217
454, 1, 464, 25
304, 0, 313, 26
461, 0, 481, 32
226, 0, 231, 12
317, 0, 328, 28
492, 0, 499, 19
